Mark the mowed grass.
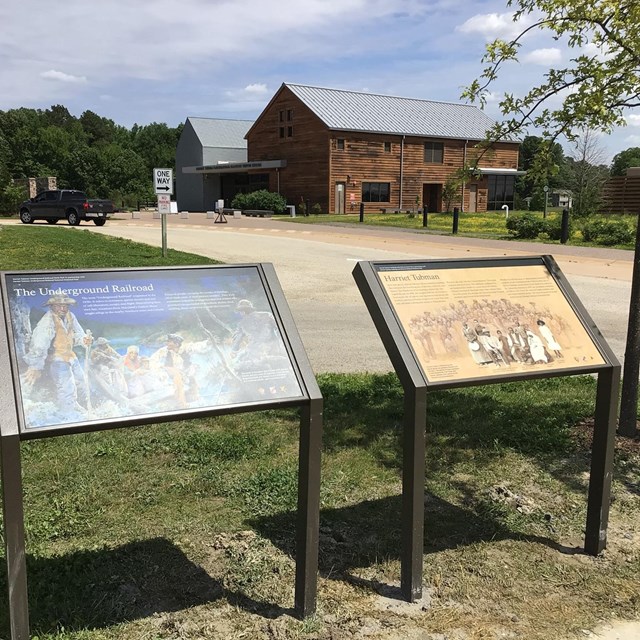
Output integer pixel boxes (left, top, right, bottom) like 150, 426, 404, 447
285, 210, 558, 238
0, 224, 638, 639
0, 225, 220, 270
284, 210, 637, 249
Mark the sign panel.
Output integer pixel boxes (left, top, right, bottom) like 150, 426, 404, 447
157, 193, 171, 214
358, 257, 610, 387
1, 266, 305, 435
153, 168, 173, 194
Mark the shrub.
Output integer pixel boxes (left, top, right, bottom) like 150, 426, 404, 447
542, 214, 571, 241
310, 202, 322, 214
231, 189, 286, 214
581, 217, 634, 246
505, 212, 546, 239
0, 183, 27, 216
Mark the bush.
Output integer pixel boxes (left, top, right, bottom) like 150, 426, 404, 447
581, 217, 635, 246
310, 202, 322, 214
0, 183, 27, 216
231, 190, 286, 214
543, 214, 571, 241
505, 212, 546, 239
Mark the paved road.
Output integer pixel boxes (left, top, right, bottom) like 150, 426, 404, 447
19, 213, 632, 374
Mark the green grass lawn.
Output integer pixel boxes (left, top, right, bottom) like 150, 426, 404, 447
285, 210, 637, 249
0, 224, 638, 640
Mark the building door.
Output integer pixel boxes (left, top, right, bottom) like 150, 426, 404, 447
422, 183, 442, 213
468, 184, 477, 212
335, 182, 346, 214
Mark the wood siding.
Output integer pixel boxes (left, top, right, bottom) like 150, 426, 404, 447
247, 86, 330, 210
601, 176, 640, 214
246, 86, 520, 213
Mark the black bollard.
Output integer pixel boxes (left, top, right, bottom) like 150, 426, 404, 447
452, 207, 460, 234
305, 199, 310, 217
359, 201, 365, 223
560, 208, 570, 244
422, 206, 428, 228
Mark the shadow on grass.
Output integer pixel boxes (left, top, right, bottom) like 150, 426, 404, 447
0, 538, 292, 637
251, 490, 581, 596
320, 372, 598, 494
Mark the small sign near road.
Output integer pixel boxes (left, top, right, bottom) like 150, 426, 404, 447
157, 193, 171, 214
154, 168, 173, 195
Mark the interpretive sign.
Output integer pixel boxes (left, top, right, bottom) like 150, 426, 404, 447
353, 255, 620, 605
0, 264, 322, 638
373, 258, 607, 387
2, 265, 305, 436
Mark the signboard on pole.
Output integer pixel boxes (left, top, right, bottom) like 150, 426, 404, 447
157, 193, 171, 214
153, 168, 173, 195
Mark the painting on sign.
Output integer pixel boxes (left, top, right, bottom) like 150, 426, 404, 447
4, 266, 303, 432
375, 262, 606, 384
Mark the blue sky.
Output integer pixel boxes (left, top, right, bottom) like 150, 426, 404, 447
2, 0, 638, 162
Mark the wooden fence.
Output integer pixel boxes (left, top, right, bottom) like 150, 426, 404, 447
601, 176, 640, 214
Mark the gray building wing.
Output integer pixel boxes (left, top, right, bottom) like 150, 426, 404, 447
176, 118, 252, 211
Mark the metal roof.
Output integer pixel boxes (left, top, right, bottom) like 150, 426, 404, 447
284, 83, 503, 141
187, 117, 253, 149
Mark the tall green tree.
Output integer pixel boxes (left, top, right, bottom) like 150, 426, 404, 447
462, 0, 640, 436
610, 147, 640, 176
565, 129, 609, 217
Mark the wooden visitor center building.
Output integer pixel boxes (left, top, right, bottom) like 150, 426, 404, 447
178, 83, 522, 214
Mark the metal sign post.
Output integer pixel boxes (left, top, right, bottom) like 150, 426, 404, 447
354, 255, 621, 603
154, 169, 173, 258
0, 264, 323, 637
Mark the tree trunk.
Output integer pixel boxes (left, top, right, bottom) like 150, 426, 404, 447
618, 213, 640, 437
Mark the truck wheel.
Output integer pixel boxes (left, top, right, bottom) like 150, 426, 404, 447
93, 218, 106, 226
47, 219, 58, 224
67, 210, 81, 226
19, 210, 33, 224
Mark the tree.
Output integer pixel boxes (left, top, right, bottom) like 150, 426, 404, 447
462, 0, 640, 436
610, 147, 640, 176
442, 175, 462, 212
565, 129, 609, 217
516, 135, 566, 209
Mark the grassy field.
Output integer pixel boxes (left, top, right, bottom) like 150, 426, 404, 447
285, 210, 637, 249
0, 224, 638, 640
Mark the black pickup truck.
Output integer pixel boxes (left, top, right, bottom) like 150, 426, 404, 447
18, 190, 114, 226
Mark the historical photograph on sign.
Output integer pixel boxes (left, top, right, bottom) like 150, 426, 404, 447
4, 267, 303, 431
375, 262, 606, 384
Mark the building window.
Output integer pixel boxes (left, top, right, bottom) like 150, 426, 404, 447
279, 127, 285, 138
424, 142, 444, 163
384, 141, 392, 153
487, 175, 516, 210
287, 109, 293, 121
279, 110, 285, 122
287, 126, 293, 137
362, 182, 391, 202
337, 138, 345, 150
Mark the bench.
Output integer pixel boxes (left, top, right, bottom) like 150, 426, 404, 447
243, 209, 273, 218
380, 208, 422, 214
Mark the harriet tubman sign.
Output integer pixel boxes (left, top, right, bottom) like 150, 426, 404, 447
372, 258, 607, 385
2, 266, 304, 434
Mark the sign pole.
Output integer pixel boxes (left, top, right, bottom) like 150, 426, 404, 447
153, 168, 173, 259
161, 212, 168, 258
1, 434, 29, 640
401, 386, 426, 602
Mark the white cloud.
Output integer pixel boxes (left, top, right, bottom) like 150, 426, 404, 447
40, 69, 87, 83
523, 48, 562, 65
624, 134, 640, 145
626, 114, 640, 127
244, 83, 268, 94
456, 12, 529, 40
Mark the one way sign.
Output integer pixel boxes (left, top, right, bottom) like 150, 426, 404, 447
154, 168, 173, 195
